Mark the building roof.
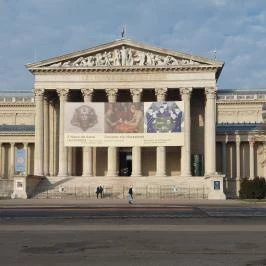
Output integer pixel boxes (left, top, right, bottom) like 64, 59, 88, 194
216, 123, 265, 133
0, 125, 35, 133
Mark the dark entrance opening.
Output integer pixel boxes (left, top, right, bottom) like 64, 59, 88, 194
119, 148, 132, 176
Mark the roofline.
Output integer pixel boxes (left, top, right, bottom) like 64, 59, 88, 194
25, 38, 224, 69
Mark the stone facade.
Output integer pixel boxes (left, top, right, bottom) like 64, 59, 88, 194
0, 39, 264, 199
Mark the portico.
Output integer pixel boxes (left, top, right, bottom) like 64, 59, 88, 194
24, 38, 225, 199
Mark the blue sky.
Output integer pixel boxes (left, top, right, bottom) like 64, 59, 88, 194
1, 0, 266, 91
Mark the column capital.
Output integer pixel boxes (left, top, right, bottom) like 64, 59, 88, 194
105, 88, 118, 97
81, 88, 94, 97
130, 88, 143, 97
180, 87, 192, 96
56, 88, 69, 98
155, 88, 167, 98
34, 88, 45, 97
205, 87, 216, 98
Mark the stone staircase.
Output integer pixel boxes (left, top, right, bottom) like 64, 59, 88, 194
30, 176, 208, 199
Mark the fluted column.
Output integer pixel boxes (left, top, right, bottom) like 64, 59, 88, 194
236, 139, 241, 180
222, 141, 227, 176
43, 94, 49, 176
23, 142, 28, 175
10, 143, 15, 178
49, 100, 56, 176
34, 88, 44, 176
155, 88, 167, 176
106, 88, 118, 176
204, 87, 216, 175
130, 88, 142, 177
81, 88, 94, 177
249, 140, 255, 180
56, 88, 69, 176
180, 87, 192, 176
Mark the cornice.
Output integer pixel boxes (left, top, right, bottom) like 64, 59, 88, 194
217, 100, 266, 105
0, 103, 35, 108
28, 65, 220, 74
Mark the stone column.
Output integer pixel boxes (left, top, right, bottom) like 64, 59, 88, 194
81, 88, 94, 177
34, 88, 44, 176
222, 141, 227, 176
236, 138, 241, 180
23, 142, 28, 175
67, 147, 72, 176
43, 94, 49, 176
130, 88, 143, 177
0, 142, 2, 178
106, 88, 118, 176
249, 139, 255, 180
10, 143, 15, 178
49, 100, 56, 176
56, 88, 69, 176
155, 88, 167, 176
263, 142, 266, 178
180, 87, 192, 176
204, 87, 216, 175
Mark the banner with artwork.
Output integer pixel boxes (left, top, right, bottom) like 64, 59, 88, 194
15, 149, 26, 172
64, 101, 184, 147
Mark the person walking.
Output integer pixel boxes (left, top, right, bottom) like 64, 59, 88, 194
128, 185, 134, 204
99, 186, 104, 198
96, 186, 100, 199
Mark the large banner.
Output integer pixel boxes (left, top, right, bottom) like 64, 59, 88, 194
64, 101, 184, 147
15, 149, 26, 172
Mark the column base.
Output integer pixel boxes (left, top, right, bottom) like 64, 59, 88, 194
106, 172, 118, 177
155, 173, 167, 177
131, 174, 142, 177
57, 173, 68, 177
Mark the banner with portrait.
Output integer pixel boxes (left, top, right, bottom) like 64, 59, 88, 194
64, 101, 184, 147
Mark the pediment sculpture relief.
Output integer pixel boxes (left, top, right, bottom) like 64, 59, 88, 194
48, 46, 200, 68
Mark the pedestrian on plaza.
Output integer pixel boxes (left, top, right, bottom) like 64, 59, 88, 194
128, 185, 134, 204
96, 186, 100, 199
99, 185, 104, 198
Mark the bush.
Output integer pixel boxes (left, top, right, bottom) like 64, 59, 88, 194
239, 177, 266, 199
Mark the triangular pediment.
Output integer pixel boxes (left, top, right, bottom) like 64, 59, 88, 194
26, 38, 224, 70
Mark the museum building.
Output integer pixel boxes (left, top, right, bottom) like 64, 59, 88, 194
0, 39, 265, 199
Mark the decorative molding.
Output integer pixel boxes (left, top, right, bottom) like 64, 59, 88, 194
205, 87, 216, 95
105, 88, 118, 97
29, 65, 219, 74
155, 88, 167, 97
46, 46, 201, 68
56, 88, 69, 98
81, 88, 94, 97
130, 88, 143, 97
180, 87, 192, 96
34, 88, 45, 97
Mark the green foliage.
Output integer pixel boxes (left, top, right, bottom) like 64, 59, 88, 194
239, 177, 266, 199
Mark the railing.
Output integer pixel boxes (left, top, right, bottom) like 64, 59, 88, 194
0, 179, 13, 198
32, 184, 208, 200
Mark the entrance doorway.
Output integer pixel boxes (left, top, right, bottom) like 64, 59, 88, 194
119, 148, 132, 176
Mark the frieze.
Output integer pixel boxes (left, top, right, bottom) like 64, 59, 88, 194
47, 46, 201, 68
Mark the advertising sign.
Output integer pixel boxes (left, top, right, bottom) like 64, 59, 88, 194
15, 149, 26, 172
64, 101, 184, 147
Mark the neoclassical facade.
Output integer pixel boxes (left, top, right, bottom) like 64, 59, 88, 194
0, 39, 265, 199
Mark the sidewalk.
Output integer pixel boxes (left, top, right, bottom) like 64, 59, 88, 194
0, 198, 265, 208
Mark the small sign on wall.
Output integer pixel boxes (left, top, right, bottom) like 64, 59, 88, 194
214, 180, 221, 190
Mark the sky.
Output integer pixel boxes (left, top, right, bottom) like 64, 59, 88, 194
1, 0, 266, 91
